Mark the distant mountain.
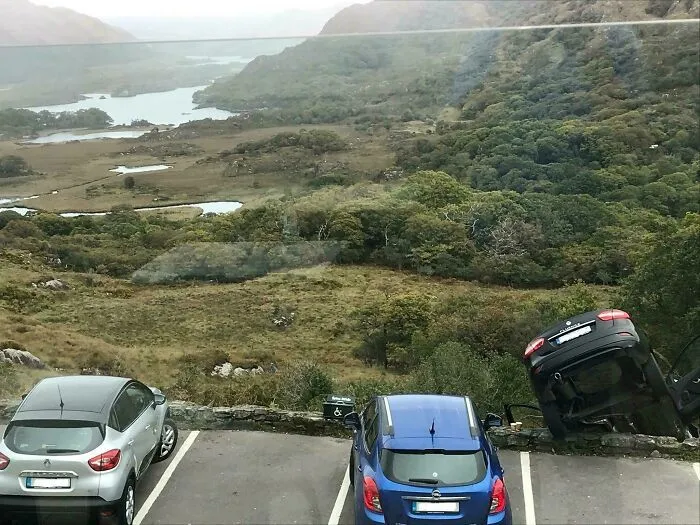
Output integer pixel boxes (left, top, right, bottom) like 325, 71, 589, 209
106, 2, 364, 41
320, 0, 494, 34
0, 0, 134, 46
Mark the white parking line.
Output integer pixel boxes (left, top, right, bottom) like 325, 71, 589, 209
693, 462, 700, 481
520, 452, 537, 525
328, 466, 350, 525
134, 430, 200, 525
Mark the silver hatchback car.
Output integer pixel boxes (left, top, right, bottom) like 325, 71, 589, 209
0, 375, 178, 525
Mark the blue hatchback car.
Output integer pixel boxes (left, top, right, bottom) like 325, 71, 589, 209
343, 394, 512, 525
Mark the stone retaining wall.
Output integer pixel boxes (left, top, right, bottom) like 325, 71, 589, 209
1, 400, 697, 461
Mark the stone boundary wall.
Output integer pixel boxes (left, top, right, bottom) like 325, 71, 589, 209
1, 401, 697, 461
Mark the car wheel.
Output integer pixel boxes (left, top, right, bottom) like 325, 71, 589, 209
540, 402, 568, 440
152, 418, 178, 463
117, 477, 136, 525
348, 450, 355, 487
642, 354, 669, 398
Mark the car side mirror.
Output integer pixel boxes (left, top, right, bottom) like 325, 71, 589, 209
483, 413, 503, 430
153, 393, 166, 407
343, 412, 361, 431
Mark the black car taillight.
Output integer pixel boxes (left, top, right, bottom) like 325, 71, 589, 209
597, 309, 630, 321
524, 337, 545, 359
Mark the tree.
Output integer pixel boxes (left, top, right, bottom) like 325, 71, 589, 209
123, 176, 136, 189
0, 155, 32, 178
353, 293, 436, 370
621, 213, 700, 360
396, 170, 469, 208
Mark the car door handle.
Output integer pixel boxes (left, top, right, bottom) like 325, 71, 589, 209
127, 439, 135, 447
145, 424, 151, 430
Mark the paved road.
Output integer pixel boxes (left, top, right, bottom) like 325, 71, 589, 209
1, 427, 698, 524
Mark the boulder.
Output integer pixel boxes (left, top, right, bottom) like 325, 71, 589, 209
211, 362, 233, 378
0, 348, 45, 369
43, 279, 68, 290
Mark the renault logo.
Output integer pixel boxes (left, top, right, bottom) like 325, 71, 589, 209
431, 489, 441, 499
44, 459, 51, 469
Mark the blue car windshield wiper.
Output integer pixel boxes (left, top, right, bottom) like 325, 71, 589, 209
409, 478, 440, 484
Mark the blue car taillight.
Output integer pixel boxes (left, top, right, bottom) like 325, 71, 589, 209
489, 477, 506, 514
363, 476, 383, 514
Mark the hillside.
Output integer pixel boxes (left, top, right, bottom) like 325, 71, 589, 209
196, 0, 698, 117
0, 0, 134, 46
319, 0, 495, 34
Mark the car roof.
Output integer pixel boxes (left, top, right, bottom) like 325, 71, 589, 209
14, 375, 131, 423
379, 394, 482, 451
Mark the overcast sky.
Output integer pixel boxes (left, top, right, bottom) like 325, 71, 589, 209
31, 0, 371, 17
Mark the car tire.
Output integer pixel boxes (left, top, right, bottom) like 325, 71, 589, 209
642, 354, 669, 398
349, 450, 355, 487
152, 418, 178, 463
540, 402, 568, 440
116, 477, 136, 525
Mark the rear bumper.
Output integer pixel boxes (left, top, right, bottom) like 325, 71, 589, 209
354, 506, 512, 525
0, 495, 117, 516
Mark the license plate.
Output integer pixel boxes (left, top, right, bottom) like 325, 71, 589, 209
26, 477, 71, 489
413, 501, 459, 513
556, 325, 592, 345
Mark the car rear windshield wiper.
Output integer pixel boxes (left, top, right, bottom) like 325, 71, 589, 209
409, 478, 440, 485
45, 448, 81, 454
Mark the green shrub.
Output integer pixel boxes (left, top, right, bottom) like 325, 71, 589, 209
169, 364, 278, 407
408, 342, 534, 415
78, 353, 133, 378
0, 284, 48, 314
275, 361, 334, 411
336, 377, 409, 408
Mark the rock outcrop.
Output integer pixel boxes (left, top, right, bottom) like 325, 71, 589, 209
0, 348, 45, 369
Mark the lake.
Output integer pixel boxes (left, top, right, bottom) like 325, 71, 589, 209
110, 165, 172, 175
24, 86, 234, 127
0, 201, 243, 217
27, 130, 150, 144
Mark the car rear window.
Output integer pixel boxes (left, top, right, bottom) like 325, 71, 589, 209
380, 449, 487, 486
3, 420, 105, 455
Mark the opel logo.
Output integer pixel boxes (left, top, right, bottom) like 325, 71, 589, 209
44, 459, 51, 469
431, 489, 441, 499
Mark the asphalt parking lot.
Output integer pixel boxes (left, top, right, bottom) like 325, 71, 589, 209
133, 430, 699, 525
1, 428, 699, 524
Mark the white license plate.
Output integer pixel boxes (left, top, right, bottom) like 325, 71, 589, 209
556, 325, 592, 345
413, 501, 459, 513
26, 477, 71, 489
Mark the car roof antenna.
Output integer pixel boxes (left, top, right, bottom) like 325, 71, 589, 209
429, 418, 435, 436
57, 384, 65, 416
